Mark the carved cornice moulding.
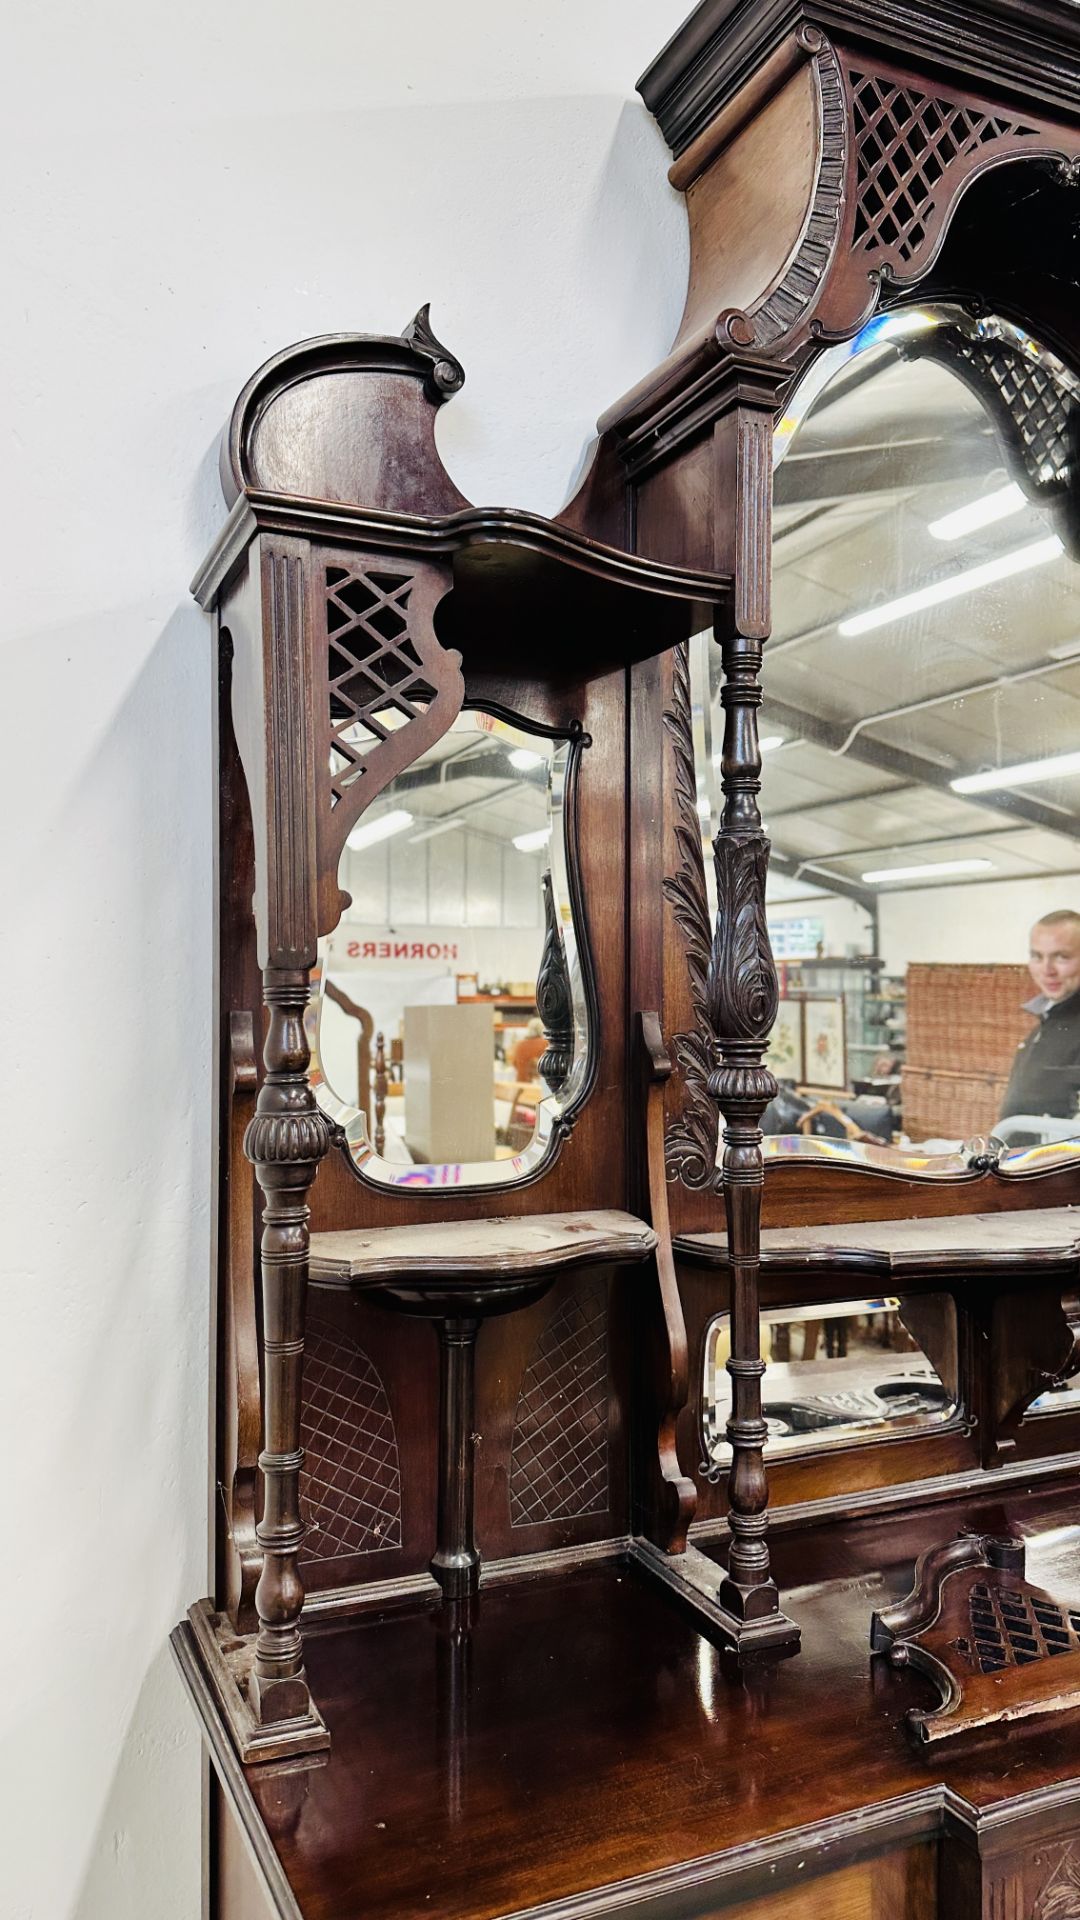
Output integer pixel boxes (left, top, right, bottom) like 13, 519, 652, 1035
603, 29, 1080, 451
642, 0, 1080, 161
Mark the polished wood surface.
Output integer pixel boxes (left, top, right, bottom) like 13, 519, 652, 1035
308, 1211, 657, 1286
184, 1482, 1080, 1920
680, 1205, 1080, 1273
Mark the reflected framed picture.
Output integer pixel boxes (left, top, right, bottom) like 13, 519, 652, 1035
767, 998, 805, 1082
802, 996, 847, 1089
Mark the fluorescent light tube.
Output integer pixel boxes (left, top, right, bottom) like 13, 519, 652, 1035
838, 534, 1063, 635
512, 827, 552, 853
952, 750, 1080, 794
508, 747, 544, 771
346, 808, 414, 852
861, 858, 995, 883
928, 482, 1026, 541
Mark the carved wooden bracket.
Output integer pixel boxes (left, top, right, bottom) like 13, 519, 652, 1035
872, 1532, 1080, 1749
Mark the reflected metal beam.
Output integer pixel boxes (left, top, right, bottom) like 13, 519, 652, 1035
761, 696, 1080, 842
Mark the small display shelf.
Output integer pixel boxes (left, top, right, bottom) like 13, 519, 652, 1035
310, 1211, 656, 1605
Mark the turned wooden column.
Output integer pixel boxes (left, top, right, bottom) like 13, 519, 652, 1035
244, 966, 332, 1726
707, 380, 798, 1646
708, 626, 780, 1620
431, 1316, 482, 1600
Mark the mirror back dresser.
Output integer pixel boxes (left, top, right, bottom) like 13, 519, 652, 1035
172, 7, 1080, 1918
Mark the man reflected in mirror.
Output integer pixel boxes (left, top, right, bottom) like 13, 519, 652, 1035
1000, 911, 1080, 1123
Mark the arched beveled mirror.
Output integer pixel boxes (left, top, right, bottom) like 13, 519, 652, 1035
695, 301, 1080, 1179
310, 707, 595, 1189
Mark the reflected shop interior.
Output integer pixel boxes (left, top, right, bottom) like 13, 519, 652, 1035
311, 710, 590, 1188
699, 302, 1080, 1467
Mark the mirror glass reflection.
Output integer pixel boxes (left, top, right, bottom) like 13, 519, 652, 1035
698, 304, 1080, 1164
311, 711, 590, 1187
703, 1296, 958, 1466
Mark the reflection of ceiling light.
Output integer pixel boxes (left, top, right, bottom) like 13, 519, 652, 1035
346, 808, 413, 852
861, 858, 995, 883
512, 827, 551, 853
838, 535, 1063, 635
928, 482, 1026, 541
408, 818, 463, 844
952, 750, 1080, 794
508, 747, 544, 771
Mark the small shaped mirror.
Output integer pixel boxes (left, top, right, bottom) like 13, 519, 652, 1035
311, 710, 593, 1187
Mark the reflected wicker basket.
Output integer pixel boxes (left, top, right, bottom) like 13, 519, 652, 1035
900, 1064, 1012, 1142
905, 964, 1034, 1075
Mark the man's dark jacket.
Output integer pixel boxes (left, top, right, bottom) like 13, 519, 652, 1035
1000, 991, 1080, 1120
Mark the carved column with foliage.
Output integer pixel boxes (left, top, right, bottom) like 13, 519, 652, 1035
709, 368, 799, 1647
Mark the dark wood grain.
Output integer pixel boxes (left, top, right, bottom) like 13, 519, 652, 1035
182, 1481, 1080, 1920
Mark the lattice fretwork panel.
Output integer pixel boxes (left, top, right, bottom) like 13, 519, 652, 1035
299, 1316, 402, 1564
850, 70, 1038, 262
965, 1581, 1080, 1674
324, 565, 436, 806
951, 339, 1073, 490
509, 1283, 610, 1527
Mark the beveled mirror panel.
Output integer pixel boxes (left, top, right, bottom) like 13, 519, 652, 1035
697, 304, 1080, 1176
311, 710, 593, 1187
702, 1295, 958, 1472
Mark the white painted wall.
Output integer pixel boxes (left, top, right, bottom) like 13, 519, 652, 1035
878, 873, 1080, 973
767, 892, 874, 957
1, 6, 689, 1916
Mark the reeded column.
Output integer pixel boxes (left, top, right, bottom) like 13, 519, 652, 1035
244, 966, 331, 1727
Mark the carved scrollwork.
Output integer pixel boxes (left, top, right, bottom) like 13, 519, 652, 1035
661, 643, 721, 1189
400, 301, 465, 401
536, 870, 574, 1096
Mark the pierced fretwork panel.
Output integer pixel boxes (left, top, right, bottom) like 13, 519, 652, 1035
325, 565, 436, 808
964, 1581, 1080, 1675
509, 1283, 609, 1527
850, 70, 1039, 264
299, 1316, 402, 1564
945, 337, 1074, 493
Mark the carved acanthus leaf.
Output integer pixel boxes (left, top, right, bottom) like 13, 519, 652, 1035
661, 643, 721, 1188
707, 833, 779, 1045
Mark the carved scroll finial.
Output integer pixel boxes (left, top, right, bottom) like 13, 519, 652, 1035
401, 302, 465, 402
536, 870, 574, 1096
